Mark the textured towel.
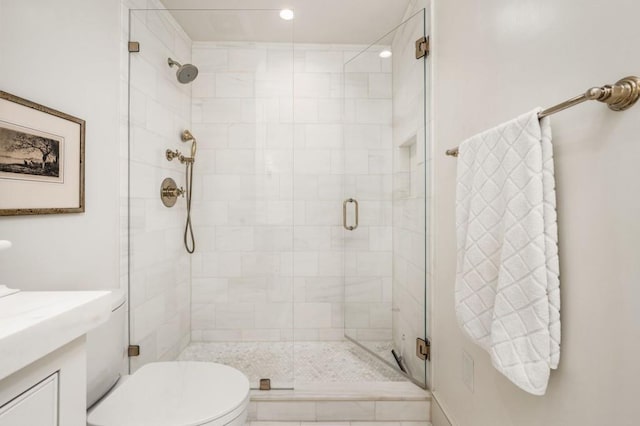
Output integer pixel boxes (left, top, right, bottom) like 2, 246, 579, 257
454, 109, 560, 395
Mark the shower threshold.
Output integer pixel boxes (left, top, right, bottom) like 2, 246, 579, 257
249, 380, 431, 422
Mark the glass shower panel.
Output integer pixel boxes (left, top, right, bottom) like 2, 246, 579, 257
128, 9, 193, 374
343, 9, 428, 387
128, 9, 294, 389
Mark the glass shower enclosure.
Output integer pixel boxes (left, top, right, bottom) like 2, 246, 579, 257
343, 9, 429, 386
127, 6, 429, 389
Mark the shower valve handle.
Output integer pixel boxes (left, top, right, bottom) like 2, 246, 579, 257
162, 186, 185, 198
166, 149, 182, 162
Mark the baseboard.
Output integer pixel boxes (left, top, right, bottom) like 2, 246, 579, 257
430, 391, 456, 426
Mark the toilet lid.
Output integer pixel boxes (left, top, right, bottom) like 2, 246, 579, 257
87, 362, 250, 426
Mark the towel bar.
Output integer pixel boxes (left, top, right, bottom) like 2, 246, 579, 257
445, 75, 640, 157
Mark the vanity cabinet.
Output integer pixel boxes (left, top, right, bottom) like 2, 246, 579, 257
0, 373, 59, 426
0, 337, 88, 426
0, 291, 111, 426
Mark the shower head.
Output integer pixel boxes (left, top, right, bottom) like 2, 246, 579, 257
167, 57, 199, 84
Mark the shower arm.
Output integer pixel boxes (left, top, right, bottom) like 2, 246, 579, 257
167, 57, 181, 68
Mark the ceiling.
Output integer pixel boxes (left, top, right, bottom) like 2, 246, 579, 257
158, 0, 412, 44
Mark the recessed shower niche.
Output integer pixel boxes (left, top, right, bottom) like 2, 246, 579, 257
397, 135, 421, 199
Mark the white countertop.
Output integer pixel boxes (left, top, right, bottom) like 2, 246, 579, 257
0, 291, 111, 381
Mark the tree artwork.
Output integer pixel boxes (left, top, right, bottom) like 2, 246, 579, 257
0, 126, 61, 178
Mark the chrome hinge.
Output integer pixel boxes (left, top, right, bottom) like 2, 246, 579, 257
128, 345, 140, 357
128, 41, 140, 53
416, 337, 430, 361
415, 36, 429, 59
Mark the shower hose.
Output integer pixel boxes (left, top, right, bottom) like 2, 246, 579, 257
184, 160, 195, 253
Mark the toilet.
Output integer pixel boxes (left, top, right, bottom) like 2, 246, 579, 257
85, 290, 251, 426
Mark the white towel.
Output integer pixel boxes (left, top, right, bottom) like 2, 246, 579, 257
454, 109, 560, 395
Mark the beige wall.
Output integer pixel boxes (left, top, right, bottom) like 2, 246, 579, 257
430, 0, 640, 425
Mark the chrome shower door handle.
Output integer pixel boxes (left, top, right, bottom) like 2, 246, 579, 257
343, 198, 359, 231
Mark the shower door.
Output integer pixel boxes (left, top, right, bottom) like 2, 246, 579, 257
343, 9, 429, 387
128, 8, 295, 389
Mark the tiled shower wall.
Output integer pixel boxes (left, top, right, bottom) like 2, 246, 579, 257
189, 40, 295, 343
127, 5, 192, 370
295, 45, 393, 342
189, 42, 393, 342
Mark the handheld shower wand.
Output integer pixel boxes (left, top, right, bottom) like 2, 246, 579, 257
165, 129, 197, 253
181, 130, 197, 161
181, 130, 196, 254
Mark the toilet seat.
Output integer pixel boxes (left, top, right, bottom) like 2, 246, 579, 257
87, 362, 250, 426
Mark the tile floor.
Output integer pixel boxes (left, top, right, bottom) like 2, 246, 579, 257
178, 340, 407, 388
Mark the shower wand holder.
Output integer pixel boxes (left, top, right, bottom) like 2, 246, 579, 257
166, 149, 193, 164
160, 177, 184, 208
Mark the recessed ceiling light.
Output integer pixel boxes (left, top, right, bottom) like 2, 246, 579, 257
280, 9, 294, 20
379, 50, 392, 59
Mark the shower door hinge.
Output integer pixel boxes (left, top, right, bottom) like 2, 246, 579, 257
128, 41, 140, 53
415, 36, 429, 59
259, 379, 271, 391
416, 337, 430, 361
128, 345, 140, 357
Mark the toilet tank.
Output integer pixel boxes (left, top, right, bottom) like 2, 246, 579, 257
86, 289, 127, 409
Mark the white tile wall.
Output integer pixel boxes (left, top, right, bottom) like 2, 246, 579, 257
190, 40, 295, 351
190, 42, 388, 345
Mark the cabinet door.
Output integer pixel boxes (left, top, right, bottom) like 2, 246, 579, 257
0, 372, 59, 426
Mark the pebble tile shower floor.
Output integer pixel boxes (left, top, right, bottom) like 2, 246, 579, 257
178, 340, 406, 387
178, 341, 431, 423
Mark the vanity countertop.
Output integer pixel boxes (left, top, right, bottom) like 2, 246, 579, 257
0, 291, 111, 381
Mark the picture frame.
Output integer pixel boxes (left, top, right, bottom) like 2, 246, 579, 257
0, 91, 85, 215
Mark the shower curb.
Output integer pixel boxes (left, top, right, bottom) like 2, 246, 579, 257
248, 382, 431, 422
248, 423, 433, 426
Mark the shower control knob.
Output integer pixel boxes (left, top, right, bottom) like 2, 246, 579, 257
162, 186, 185, 198
160, 177, 184, 208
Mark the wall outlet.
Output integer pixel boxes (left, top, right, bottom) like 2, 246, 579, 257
462, 350, 474, 393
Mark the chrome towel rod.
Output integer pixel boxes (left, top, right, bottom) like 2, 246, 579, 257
445, 76, 640, 157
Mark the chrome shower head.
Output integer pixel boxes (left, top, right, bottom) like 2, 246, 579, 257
167, 57, 199, 84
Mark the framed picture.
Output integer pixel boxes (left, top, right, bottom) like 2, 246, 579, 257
0, 91, 85, 215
